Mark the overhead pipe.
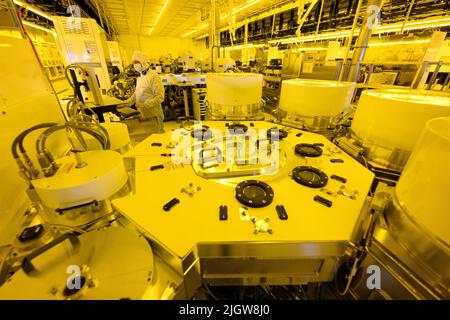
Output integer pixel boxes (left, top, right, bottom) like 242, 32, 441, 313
244, 19, 248, 49
347, 0, 385, 83
314, 0, 325, 42
226, 0, 236, 47
332, 0, 340, 28
338, 0, 363, 81
400, 0, 416, 34
346, 0, 354, 14
210, 0, 221, 71
196, 0, 447, 41
295, 0, 319, 38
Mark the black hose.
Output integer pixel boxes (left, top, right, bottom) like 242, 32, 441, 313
68, 122, 110, 150
36, 122, 110, 155
64, 64, 86, 89
65, 100, 98, 150
68, 126, 88, 151
13, 121, 111, 179
11, 123, 58, 159
84, 122, 110, 147
64, 125, 105, 151
34, 124, 109, 176
66, 99, 76, 118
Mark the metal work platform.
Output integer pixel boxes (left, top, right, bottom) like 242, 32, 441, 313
113, 121, 374, 295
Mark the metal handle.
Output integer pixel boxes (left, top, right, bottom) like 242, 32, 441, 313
55, 200, 98, 215
22, 233, 80, 275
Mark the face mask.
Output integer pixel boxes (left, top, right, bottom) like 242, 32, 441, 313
134, 63, 144, 73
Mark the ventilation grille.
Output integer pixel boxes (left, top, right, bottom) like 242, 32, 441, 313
61, 19, 91, 36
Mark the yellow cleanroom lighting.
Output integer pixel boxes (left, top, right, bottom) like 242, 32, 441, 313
149, 0, 171, 35
224, 43, 265, 50
368, 39, 430, 47
182, 24, 208, 38
22, 21, 54, 34
294, 47, 328, 51
182, 0, 261, 38
13, 0, 53, 21
225, 0, 261, 18
270, 16, 450, 44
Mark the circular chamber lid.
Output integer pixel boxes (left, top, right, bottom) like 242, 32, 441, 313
295, 143, 323, 157
235, 180, 274, 208
227, 123, 248, 134
0, 227, 154, 300
267, 127, 288, 140
31, 150, 128, 210
292, 166, 328, 188
191, 125, 212, 140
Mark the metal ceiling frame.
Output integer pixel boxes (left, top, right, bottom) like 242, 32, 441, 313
11, 0, 450, 39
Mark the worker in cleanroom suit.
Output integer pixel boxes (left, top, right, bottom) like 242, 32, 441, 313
125, 51, 165, 133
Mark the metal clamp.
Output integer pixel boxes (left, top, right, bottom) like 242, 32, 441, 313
337, 185, 359, 200
166, 142, 176, 149
239, 206, 250, 221
251, 217, 273, 234
181, 183, 201, 197
324, 147, 343, 157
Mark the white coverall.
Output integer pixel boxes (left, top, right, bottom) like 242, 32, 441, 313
127, 69, 165, 133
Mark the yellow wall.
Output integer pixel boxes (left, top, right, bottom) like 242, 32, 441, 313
118, 35, 201, 64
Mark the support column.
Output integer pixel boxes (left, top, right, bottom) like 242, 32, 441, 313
347, 0, 384, 82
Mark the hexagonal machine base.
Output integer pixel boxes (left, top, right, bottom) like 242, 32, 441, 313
114, 121, 374, 294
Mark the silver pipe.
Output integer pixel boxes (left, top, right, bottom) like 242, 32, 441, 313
243, 22, 249, 64
338, 0, 363, 81
295, 0, 319, 38
37, 122, 110, 155
94, 0, 104, 29
442, 72, 450, 91
400, 0, 416, 34
271, 13, 276, 37
347, 0, 385, 82
210, 0, 221, 70
74, 152, 87, 169
228, 0, 235, 47
427, 61, 443, 90
314, 0, 325, 42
